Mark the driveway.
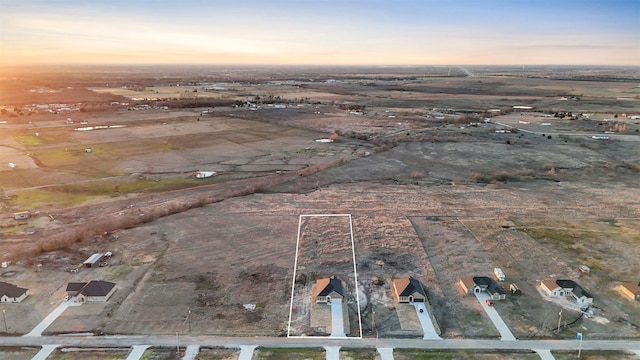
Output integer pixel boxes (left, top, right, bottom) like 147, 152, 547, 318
24, 301, 82, 337
533, 349, 557, 360
474, 292, 516, 341
324, 346, 340, 360
329, 300, 346, 338
378, 347, 394, 360
126, 345, 150, 360
413, 303, 442, 340
30, 344, 59, 360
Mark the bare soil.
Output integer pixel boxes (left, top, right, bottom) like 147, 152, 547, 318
0, 66, 638, 342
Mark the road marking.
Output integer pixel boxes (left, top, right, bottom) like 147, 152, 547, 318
30, 344, 59, 360
238, 345, 257, 360
126, 345, 150, 360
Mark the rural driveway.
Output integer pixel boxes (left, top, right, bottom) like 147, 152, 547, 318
533, 349, 557, 360
182, 344, 199, 360
413, 302, 442, 340
378, 347, 394, 360
30, 344, 58, 360
24, 301, 82, 337
474, 292, 517, 341
126, 345, 149, 360
238, 345, 257, 360
324, 346, 340, 360
330, 300, 346, 337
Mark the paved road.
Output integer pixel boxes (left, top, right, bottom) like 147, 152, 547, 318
3, 335, 640, 351
414, 302, 442, 340
330, 300, 346, 338
475, 292, 517, 341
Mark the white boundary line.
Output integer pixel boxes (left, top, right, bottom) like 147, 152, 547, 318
287, 214, 362, 339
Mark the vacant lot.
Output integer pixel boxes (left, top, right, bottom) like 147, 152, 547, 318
0, 66, 638, 342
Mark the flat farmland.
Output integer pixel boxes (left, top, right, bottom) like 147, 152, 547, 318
0, 66, 638, 342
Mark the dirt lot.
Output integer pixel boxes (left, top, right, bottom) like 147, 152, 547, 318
0, 66, 638, 341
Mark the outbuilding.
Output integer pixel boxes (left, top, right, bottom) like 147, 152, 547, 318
13, 211, 31, 220
83, 253, 104, 268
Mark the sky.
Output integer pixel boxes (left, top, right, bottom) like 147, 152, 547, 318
1, 0, 639, 66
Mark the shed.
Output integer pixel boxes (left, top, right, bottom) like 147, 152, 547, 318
509, 283, 522, 295
83, 253, 104, 268
13, 211, 31, 220
618, 282, 640, 301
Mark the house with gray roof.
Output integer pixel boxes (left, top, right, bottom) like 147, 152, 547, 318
0, 281, 29, 303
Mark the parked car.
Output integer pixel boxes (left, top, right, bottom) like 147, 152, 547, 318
64, 295, 71, 302
485, 299, 493, 306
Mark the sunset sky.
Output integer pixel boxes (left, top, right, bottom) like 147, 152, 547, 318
1, 0, 639, 66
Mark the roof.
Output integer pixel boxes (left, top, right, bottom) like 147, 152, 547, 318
0, 281, 28, 297
80, 280, 116, 297
394, 276, 426, 297
83, 253, 104, 265
621, 282, 640, 295
459, 277, 476, 289
473, 276, 506, 295
314, 276, 343, 297
66, 282, 86, 292
552, 279, 592, 299
541, 279, 560, 291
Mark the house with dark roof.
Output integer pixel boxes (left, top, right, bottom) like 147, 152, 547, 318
618, 282, 640, 301
459, 276, 507, 300
314, 276, 343, 304
0, 281, 29, 303
540, 279, 593, 305
66, 280, 116, 303
392, 276, 426, 303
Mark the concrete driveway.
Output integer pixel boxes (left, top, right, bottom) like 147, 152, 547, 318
413, 303, 442, 340
24, 301, 82, 337
329, 300, 346, 338
474, 292, 516, 341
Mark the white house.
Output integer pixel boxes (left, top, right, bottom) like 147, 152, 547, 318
540, 279, 593, 305
0, 281, 29, 303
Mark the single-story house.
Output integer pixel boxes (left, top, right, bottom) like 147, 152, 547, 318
540, 279, 593, 305
66, 280, 116, 302
0, 281, 29, 303
83, 253, 104, 268
314, 276, 343, 304
459, 276, 507, 300
392, 276, 426, 303
618, 282, 640, 301
13, 211, 30, 220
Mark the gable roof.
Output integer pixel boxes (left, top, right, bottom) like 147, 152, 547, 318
473, 276, 506, 295
621, 282, 640, 295
67, 280, 116, 297
80, 280, 116, 297
394, 276, 426, 297
0, 281, 28, 297
545, 279, 592, 299
314, 276, 343, 297
541, 279, 560, 291
66, 282, 87, 292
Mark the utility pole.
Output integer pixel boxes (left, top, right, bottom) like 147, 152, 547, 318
557, 310, 562, 334
187, 308, 191, 332
2, 309, 6, 332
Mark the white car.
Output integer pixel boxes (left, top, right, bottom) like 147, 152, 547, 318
64, 295, 71, 302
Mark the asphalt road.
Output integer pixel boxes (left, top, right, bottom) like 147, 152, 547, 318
1, 335, 639, 351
